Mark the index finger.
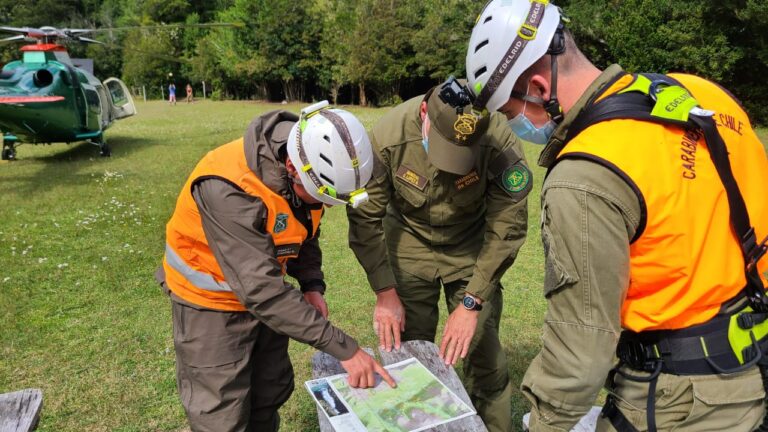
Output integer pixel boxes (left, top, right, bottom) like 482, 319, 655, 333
375, 363, 397, 388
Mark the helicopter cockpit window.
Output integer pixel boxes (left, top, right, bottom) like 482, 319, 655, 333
84, 89, 101, 112
23, 52, 46, 64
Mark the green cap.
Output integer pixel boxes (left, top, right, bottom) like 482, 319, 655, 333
426, 85, 489, 175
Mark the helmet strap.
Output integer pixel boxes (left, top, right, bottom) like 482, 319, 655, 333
543, 21, 566, 124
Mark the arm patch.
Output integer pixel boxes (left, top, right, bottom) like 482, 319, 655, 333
498, 162, 533, 200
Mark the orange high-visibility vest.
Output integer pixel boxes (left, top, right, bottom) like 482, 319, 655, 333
163, 138, 322, 312
558, 73, 768, 332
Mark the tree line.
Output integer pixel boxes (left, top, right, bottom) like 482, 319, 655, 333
1, 0, 767, 123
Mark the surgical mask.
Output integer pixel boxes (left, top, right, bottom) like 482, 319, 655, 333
421, 113, 430, 152
506, 85, 556, 145
507, 114, 556, 145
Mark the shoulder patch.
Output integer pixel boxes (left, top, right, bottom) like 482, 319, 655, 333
273, 213, 289, 233
395, 165, 427, 191
499, 162, 532, 199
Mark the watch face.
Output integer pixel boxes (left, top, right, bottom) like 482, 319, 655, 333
463, 296, 476, 309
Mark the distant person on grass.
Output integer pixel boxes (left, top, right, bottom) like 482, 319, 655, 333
168, 83, 176, 105
186, 83, 193, 103
465, 1, 768, 431
346, 79, 531, 432
157, 101, 395, 432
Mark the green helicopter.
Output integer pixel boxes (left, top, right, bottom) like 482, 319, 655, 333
0, 26, 138, 160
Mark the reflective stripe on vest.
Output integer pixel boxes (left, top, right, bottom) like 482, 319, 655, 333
558, 73, 768, 332
163, 138, 323, 312
164, 244, 232, 292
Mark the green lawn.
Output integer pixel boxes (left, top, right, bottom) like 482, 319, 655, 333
0, 100, 766, 431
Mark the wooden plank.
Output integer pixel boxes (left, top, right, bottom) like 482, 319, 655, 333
311, 341, 487, 432
0, 389, 43, 432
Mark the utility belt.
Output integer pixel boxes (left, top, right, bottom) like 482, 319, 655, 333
617, 307, 768, 377
603, 306, 768, 432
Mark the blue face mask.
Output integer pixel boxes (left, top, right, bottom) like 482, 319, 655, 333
421, 113, 430, 152
507, 114, 556, 145
506, 84, 557, 145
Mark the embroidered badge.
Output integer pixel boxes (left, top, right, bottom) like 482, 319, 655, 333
455, 170, 480, 190
273, 213, 289, 233
501, 163, 531, 195
453, 113, 478, 142
395, 165, 427, 191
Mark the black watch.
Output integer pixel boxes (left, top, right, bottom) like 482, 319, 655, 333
462, 295, 483, 311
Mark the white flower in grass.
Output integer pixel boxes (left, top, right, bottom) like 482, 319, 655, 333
102, 256, 108, 261
57, 263, 69, 269
2, 277, 9, 283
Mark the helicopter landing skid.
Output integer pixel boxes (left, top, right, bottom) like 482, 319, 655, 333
87, 135, 111, 157
1, 139, 16, 161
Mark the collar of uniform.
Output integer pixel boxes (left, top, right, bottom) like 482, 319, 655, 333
538, 64, 626, 168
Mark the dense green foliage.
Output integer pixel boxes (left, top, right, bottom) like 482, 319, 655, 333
0, 0, 766, 121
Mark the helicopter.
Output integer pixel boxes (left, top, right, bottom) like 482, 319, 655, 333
0, 25, 140, 160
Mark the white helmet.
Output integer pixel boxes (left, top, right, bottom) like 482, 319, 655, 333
286, 101, 373, 208
466, 0, 562, 113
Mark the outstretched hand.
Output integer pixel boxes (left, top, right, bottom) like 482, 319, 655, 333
373, 288, 406, 352
439, 307, 479, 366
340, 348, 397, 389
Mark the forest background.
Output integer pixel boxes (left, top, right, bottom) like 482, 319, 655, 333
0, 0, 766, 123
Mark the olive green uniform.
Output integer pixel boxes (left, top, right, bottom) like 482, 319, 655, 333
521, 65, 766, 431
347, 96, 530, 432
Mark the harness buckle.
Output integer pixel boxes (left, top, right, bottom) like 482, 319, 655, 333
617, 338, 661, 372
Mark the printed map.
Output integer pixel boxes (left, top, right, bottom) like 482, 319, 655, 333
328, 358, 473, 432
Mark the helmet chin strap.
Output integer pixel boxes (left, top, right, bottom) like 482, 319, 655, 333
543, 21, 566, 124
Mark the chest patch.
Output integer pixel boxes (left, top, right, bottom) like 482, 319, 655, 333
273, 213, 289, 233
395, 165, 427, 191
455, 170, 480, 190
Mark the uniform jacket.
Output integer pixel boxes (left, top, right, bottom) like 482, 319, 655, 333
346, 95, 530, 300
159, 110, 358, 360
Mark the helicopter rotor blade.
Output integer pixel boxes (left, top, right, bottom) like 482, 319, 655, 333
0, 35, 26, 45
85, 22, 244, 33
0, 26, 32, 35
75, 36, 104, 45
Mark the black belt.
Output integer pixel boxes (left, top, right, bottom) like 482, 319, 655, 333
604, 310, 768, 432
617, 314, 752, 376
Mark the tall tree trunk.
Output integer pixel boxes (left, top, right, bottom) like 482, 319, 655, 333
359, 82, 367, 107
330, 82, 341, 105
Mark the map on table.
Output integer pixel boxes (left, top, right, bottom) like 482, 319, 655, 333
306, 357, 475, 432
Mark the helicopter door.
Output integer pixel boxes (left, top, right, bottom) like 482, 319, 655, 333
104, 78, 137, 119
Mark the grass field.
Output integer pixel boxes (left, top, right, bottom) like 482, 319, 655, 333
1, 100, 766, 431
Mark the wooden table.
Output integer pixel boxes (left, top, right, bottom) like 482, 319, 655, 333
312, 340, 488, 432
0, 389, 42, 432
